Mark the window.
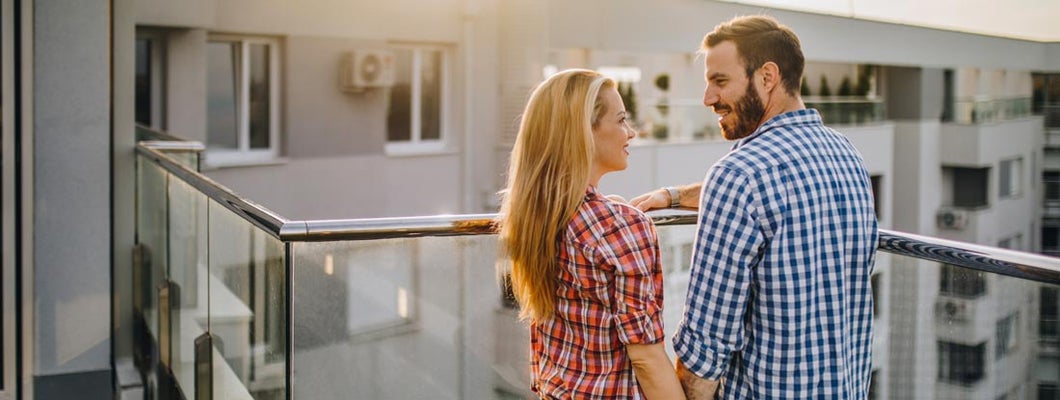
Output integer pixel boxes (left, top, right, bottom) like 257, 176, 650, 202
999, 158, 1023, 198
871, 273, 882, 319
1043, 287, 1059, 341
385, 46, 448, 155
868, 370, 879, 400
995, 313, 1018, 358
939, 264, 986, 298
205, 36, 279, 166
135, 32, 166, 128
1046, 171, 1060, 203
1041, 383, 1060, 400
937, 341, 985, 385
870, 175, 883, 220
1044, 219, 1060, 254
947, 167, 989, 208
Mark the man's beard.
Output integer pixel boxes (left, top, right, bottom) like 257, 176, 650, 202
716, 81, 766, 141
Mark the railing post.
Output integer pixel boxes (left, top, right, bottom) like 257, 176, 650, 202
195, 333, 213, 400
157, 280, 181, 399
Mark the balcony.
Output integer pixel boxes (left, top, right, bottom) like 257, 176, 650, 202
950, 96, 1032, 125
134, 127, 1060, 399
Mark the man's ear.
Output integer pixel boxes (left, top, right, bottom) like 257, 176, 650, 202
758, 61, 781, 92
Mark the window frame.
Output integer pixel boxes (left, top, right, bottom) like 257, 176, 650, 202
204, 35, 281, 168
998, 157, 1023, 199
384, 44, 450, 156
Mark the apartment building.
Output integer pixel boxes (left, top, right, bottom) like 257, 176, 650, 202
3, 0, 1060, 399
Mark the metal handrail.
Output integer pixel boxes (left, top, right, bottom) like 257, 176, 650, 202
136, 141, 1060, 285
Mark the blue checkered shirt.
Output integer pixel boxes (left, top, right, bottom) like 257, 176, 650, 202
672, 109, 878, 399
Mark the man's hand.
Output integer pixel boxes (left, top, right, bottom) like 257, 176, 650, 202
629, 189, 671, 212
676, 359, 721, 400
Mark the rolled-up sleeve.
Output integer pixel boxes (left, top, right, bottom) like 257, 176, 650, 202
673, 165, 764, 380
594, 210, 665, 345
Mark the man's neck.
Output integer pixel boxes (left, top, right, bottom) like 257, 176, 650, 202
759, 92, 805, 126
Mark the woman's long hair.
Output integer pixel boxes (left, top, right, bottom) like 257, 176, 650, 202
497, 69, 614, 323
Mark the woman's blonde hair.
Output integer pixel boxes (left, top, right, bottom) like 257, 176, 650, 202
497, 69, 615, 322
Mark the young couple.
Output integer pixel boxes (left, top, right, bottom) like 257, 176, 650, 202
497, 15, 879, 400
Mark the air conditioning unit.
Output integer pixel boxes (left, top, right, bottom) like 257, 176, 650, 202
339, 50, 395, 92
935, 298, 972, 322
936, 208, 968, 230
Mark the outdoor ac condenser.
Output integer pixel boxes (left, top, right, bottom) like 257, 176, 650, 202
339, 50, 395, 92
936, 208, 968, 230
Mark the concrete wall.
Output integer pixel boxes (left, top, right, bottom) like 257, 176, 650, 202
33, 0, 113, 397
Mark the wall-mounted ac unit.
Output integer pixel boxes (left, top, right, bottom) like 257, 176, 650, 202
935, 298, 972, 322
936, 208, 968, 230
339, 50, 395, 92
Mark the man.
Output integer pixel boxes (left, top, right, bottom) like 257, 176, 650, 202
630, 15, 878, 399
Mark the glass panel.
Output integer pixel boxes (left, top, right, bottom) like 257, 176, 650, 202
292, 235, 501, 398
207, 41, 239, 150
386, 49, 412, 142
136, 155, 168, 340
248, 43, 270, 149
135, 38, 152, 126
167, 176, 209, 394
420, 50, 441, 141
208, 200, 287, 399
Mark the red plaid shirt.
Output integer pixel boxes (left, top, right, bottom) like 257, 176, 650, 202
530, 186, 665, 399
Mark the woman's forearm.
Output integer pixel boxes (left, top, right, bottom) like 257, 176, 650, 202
627, 342, 687, 400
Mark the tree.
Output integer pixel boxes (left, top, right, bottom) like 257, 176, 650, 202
837, 76, 853, 97
618, 81, 637, 121
800, 76, 811, 97
819, 75, 832, 97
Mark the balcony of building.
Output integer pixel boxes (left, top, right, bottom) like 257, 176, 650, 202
131, 126, 1060, 399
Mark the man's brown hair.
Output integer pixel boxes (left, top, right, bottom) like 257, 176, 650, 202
703, 15, 805, 96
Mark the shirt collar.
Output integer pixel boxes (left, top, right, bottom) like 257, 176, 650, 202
731, 108, 821, 150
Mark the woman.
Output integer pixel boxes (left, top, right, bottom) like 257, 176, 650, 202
496, 69, 685, 399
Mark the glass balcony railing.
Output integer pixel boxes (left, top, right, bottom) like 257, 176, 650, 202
804, 97, 886, 126
951, 96, 1033, 125
632, 97, 885, 142
135, 134, 1060, 399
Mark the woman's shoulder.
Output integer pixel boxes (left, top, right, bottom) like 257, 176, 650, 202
579, 192, 654, 233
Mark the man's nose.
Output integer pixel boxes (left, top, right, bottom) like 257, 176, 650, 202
703, 88, 718, 107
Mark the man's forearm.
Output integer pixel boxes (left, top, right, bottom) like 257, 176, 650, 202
673, 183, 702, 209
676, 359, 720, 400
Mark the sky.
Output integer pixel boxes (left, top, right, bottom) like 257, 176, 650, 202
722, 0, 1060, 42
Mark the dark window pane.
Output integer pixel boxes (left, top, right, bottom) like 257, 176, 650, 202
386, 49, 413, 142
1044, 226, 1060, 250
1040, 383, 1059, 400
870, 175, 882, 219
937, 341, 985, 385
940, 264, 986, 297
207, 42, 239, 149
135, 39, 152, 125
420, 50, 442, 141
871, 273, 881, 319
1043, 287, 1059, 338
953, 167, 989, 208
1045, 171, 1060, 201
249, 43, 271, 149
